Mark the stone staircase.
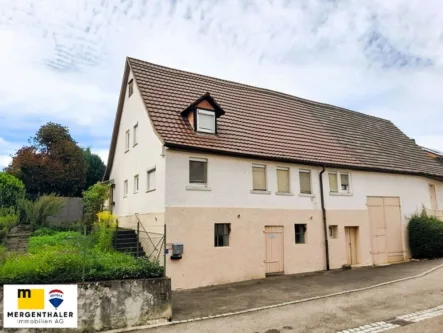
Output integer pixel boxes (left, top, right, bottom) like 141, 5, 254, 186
114, 228, 146, 257
4, 226, 32, 253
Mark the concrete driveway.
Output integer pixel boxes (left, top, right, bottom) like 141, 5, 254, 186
172, 259, 443, 321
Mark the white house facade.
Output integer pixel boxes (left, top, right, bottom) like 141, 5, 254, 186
105, 58, 443, 290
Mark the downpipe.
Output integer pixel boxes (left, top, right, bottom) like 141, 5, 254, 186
319, 166, 330, 271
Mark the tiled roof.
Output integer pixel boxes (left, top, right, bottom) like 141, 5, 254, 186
125, 57, 443, 177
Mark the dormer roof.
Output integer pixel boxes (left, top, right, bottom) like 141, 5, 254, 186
181, 92, 225, 118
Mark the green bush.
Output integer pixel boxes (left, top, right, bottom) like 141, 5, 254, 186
408, 210, 443, 259
0, 231, 163, 284
93, 211, 117, 251
18, 194, 64, 228
82, 183, 110, 229
0, 207, 18, 240
0, 172, 25, 208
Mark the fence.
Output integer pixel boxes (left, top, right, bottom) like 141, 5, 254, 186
137, 224, 166, 266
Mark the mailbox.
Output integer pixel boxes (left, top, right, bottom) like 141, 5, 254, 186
171, 243, 183, 260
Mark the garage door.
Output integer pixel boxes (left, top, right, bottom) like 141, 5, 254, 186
367, 197, 405, 265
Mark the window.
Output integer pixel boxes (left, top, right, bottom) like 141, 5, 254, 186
214, 223, 230, 247
123, 180, 128, 197
328, 171, 351, 194
252, 164, 267, 191
133, 123, 138, 146
295, 224, 306, 244
125, 130, 130, 152
299, 169, 312, 194
128, 79, 133, 97
196, 109, 216, 133
277, 167, 290, 193
134, 175, 139, 193
329, 225, 338, 239
189, 158, 207, 184
329, 173, 338, 193
147, 168, 156, 192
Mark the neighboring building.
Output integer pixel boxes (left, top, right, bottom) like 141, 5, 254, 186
104, 57, 443, 290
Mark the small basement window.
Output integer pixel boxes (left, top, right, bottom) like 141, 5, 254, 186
196, 109, 216, 133
214, 223, 230, 247
189, 158, 208, 184
294, 224, 306, 244
329, 225, 338, 239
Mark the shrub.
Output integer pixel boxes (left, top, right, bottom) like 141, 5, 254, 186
83, 183, 110, 229
0, 207, 19, 240
93, 211, 117, 251
0, 172, 25, 208
408, 210, 443, 259
18, 194, 64, 228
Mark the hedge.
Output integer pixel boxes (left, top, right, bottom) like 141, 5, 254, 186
408, 210, 443, 259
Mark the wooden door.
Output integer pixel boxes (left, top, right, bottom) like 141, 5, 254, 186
367, 197, 388, 265
264, 226, 284, 274
345, 227, 359, 265
429, 184, 438, 211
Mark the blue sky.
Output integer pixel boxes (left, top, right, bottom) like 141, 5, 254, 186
1, 0, 442, 168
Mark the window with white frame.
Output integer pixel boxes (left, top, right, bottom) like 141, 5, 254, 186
123, 180, 128, 197
252, 164, 267, 191
299, 169, 312, 194
133, 175, 139, 193
196, 109, 216, 133
189, 158, 207, 184
128, 79, 133, 97
133, 123, 138, 146
125, 130, 130, 152
147, 167, 156, 192
328, 171, 351, 193
277, 167, 290, 193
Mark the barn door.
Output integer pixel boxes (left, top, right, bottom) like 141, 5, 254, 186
264, 226, 284, 274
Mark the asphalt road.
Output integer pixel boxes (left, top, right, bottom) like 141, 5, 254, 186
138, 266, 443, 333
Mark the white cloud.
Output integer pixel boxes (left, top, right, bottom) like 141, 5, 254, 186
0, 0, 442, 158
92, 149, 108, 165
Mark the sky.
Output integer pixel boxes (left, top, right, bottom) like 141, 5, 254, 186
0, 0, 442, 169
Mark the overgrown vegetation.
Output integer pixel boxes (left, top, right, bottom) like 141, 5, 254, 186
408, 209, 443, 259
18, 194, 64, 229
0, 172, 25, 208
0, 207, 18, 241
0, 213, 163, 284
82, 183, 110, 229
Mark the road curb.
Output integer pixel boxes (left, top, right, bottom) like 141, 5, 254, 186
107, 262, 443, 332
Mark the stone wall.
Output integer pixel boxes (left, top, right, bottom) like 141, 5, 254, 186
0, 277, 172, 332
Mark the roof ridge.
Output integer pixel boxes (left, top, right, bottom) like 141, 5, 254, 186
127, 56, 392, 124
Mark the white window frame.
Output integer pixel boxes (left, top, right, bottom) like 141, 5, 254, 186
123, 180, 128, 197
328, 171, 352, 194
133, 175, 139, 194
133, 123, 138, 147
251, 164, 268, 192
125, 130, 130, 152
196, 109, 216, 134
147, 167, 156, 192
298, 169, 312, 195
189, 157, 208, 185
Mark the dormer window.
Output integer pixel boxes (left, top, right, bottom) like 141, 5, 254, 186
197, 109, 216, 133
181, 92, 225, 135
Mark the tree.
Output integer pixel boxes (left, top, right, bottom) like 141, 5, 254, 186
83, 148, 106, 190
6, 122, 86, 197
0, 172, 25, 208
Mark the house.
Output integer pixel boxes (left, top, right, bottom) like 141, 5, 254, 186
104, 57, 443, 290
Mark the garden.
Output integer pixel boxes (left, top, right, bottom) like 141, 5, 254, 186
0, 172, 163, 284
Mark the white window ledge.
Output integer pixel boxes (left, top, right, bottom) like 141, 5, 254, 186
250, 190, 271, 195
329, 192, 353, 196
276, 192, 294, 196
299, 193, 315, 197
186, 185, 212, 191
